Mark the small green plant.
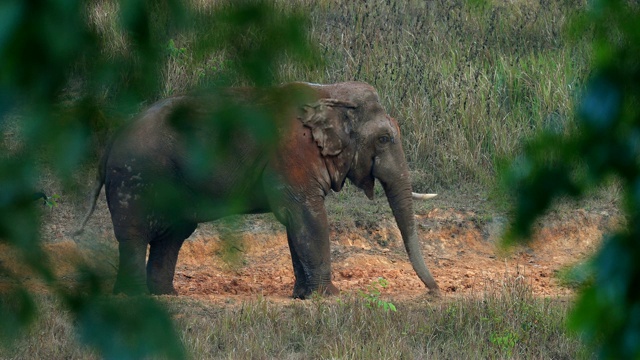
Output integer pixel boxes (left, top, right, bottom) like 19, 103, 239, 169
490, 331, 519, 357
358, 277, 396, 312
445, 303, 458, 319
44, 194, 61, 209
208, 59, 233, 75
166, 39, 187, 59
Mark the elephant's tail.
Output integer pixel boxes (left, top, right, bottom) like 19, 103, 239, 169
72, 147, 108, 237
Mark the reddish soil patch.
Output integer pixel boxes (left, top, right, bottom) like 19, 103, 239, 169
172, 206, 613, 301
1, 195, 619, 302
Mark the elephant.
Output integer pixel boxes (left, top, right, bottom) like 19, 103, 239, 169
75, 81, 440, 299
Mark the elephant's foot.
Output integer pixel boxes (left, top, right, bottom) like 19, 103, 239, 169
292, 282, 339, 299
428, 287, 441, 298
147, 279, 178, 296
113, 278, 148, 296
150, 288, 178, 296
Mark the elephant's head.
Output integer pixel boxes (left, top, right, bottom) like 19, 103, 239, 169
296, 81, 440, 294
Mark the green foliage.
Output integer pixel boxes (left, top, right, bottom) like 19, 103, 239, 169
0, 0, 313, 358
503, 0, 640, 357
555, 261, 594, 290
76, 297, 185, 360
489, 331, 519, 357
358, 277, 397, 312
167, 39, 187, 58
199, 1, 316, 87
43, 194, 61, 209
0, 287, 37, 344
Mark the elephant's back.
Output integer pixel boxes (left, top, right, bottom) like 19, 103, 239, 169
110, 97, 187, 158
103, 98, 188, 191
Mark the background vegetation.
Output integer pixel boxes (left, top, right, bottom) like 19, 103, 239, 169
2, 0, 628, 358
146, 0, 590, 189
294, 0, 591, 188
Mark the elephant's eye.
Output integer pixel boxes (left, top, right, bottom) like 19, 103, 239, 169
379, 135, 392, 144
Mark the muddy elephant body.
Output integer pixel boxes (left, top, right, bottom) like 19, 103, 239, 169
77, 81, 439, 298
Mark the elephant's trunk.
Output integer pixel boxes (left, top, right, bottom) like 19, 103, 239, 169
381, 174, 440, 295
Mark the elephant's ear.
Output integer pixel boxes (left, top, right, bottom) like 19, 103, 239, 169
300, 99, 357, 156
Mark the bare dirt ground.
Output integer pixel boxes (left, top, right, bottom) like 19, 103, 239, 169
1, 187, 620, 303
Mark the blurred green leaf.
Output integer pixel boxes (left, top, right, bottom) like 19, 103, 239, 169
194, 1, 317, 87
503, 0, 640, 357
73, 296, 184, 360
0, 287, 36, 344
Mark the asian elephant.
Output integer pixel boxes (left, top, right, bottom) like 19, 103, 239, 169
75, 81, 440, 299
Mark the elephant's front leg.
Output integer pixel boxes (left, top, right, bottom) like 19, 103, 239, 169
285, 199, 339, 299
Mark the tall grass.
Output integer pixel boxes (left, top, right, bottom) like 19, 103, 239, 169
279, 0, 590, 188
0, 279, 588, 359
85, 0, 590, 190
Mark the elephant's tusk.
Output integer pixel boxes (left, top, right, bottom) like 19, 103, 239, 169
412, 192, 437, 200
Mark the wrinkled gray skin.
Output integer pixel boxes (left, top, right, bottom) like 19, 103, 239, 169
76, 81, 440, 298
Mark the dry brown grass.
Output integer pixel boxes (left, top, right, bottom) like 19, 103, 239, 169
0, 278, 589, 359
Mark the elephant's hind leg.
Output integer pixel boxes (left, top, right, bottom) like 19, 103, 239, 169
146, 222, 197, 295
